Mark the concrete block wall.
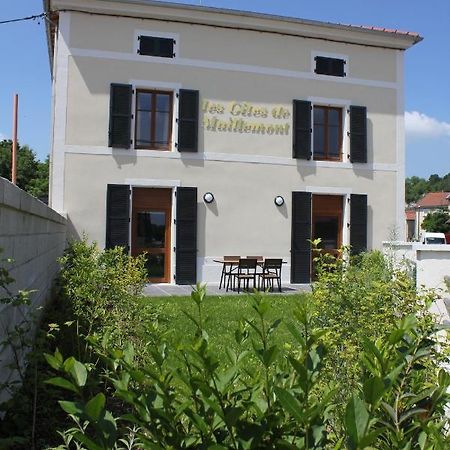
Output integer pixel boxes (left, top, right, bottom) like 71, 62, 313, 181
0, 177, 67, 405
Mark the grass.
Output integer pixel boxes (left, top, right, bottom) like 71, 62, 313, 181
139, 291, 311, 363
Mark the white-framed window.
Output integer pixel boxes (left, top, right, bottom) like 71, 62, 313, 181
130, 80, 181, 152
308, 97, 350, 162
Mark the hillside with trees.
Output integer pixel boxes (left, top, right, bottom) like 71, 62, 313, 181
0, 139, 49, 201
405, 172, 450, 204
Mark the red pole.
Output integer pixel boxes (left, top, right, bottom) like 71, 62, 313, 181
11, 94, 18, 184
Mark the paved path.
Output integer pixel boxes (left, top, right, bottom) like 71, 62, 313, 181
143, 282, 311, 297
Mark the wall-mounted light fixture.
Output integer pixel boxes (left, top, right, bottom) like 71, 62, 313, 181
203, 192, 214, 204
274, 195, 284, 207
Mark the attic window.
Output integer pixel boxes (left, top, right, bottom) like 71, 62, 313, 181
138, 35, 175, 58
315, 56, 346, 77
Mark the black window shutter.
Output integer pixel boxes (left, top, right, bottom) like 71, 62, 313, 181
314, 56, 346, 77
108, 84, 132, 148
349, 106, 367, 163
177, 89, 199, 152
350, 194, 368, 255
138, 36, 175, 58
293, 100, 312, 160
105, 184, 130, 251
291, 191, 312, 283
176, 187, 197, 284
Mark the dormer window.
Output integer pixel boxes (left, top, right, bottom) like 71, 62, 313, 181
314, 56, 346, 77
138, 35, 175, 58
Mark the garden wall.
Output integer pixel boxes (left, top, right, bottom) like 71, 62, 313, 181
0, 177, 67, 405
383, 241, 450, 324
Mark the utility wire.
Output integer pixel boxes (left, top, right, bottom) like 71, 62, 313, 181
0, 13, 46, 25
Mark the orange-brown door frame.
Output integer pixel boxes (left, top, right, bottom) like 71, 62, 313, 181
312, 195, 344, 275
131, 188, 172, 283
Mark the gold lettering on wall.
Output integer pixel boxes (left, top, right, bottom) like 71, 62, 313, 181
202, 100, 290, 136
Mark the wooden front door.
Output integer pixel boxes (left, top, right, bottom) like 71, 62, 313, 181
131, 188, 172, 283
312, 195, 343, 274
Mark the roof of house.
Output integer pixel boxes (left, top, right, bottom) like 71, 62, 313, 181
416, 192, 450, 208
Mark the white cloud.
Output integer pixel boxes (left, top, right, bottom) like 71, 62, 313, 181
405, 111, 450, 138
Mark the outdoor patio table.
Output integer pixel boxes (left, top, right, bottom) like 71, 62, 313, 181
213, 258, 286, 291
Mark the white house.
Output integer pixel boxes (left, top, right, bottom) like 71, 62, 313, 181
43, 0, 421, 284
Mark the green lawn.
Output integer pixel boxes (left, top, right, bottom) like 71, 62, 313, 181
139, 292, 310, 362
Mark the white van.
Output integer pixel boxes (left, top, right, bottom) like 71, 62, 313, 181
421, 232, 447, 244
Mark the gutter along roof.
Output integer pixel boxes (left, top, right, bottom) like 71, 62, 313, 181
43, 0, 423, 73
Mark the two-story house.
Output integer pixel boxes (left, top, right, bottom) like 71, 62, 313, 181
43, 0, 421, 284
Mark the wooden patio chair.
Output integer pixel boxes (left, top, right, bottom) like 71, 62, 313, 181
228, 258, 257, 293
219, 256, 240, 289
258, 258, 283, 292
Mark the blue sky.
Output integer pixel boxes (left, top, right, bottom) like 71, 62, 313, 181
0, 0, 449, 178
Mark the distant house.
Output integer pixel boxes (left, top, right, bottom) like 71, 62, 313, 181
44, 0, 421, 284
406, 192, 450, 240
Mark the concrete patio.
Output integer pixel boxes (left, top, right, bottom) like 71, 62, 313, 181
143, 282, 311, 297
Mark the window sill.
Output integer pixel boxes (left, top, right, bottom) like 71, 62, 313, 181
313, 157, 343, 162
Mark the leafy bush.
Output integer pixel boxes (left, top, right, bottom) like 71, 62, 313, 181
58, 238, 153, 357
311, 249, 437, 404
46, 285, 450, 449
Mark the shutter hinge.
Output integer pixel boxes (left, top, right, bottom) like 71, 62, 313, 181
343, 72, 347, 76
173, 53, 176, 57
174, 219, 176, 225
137, 49, 141, 54
173, 247, 176, 252
175, 142, 178, 148
347, 223, 350, 228
138, 35, 141, 41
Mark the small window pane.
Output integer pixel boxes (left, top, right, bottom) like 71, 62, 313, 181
328, 109, 340, 126
314, 124, 325, 156
136, 111, 151, 145
328, 126, 340, 156
136, 211, 166, 247
314, 216, 339, 249
138, 93, 152, 111
314, 107, 325, 124
156, 94, 170, 112
145, 254, 165, 278
155, 112, 170, 144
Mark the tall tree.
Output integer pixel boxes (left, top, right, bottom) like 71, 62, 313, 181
421, 210, 450, 234
405, 172, 450, 204
0, 140, 49, 200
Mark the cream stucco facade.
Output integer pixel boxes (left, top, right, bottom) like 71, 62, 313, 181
44, 0, 421, 284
